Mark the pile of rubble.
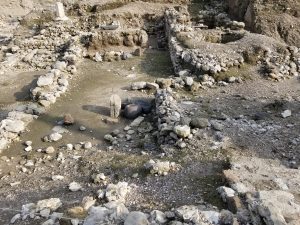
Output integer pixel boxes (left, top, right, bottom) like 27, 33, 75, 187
165, 6, 300, 81
222, 156, 300, 225
11, 179, 240, 225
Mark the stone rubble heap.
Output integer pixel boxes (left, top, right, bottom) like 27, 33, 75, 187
30, 36, 83, 107
155, 89, 186, 146
11, 180, 239, 225
222, 156, 300, 225
0, 108, 40, 152
164, 6, 300, 82
144, 159, 180, 176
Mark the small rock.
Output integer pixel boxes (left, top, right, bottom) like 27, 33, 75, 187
146, 82, 159, 90
174, 125, 191, 138
105, 182, 130, 202
84, 142, 92, 149
150, 210, 167, 224
67, 206, 86, 218
227, 77, 236, 83
44, 133, 62, 142
131, 82, 147, 90
24, 146, 32, 152
45, 146, 55, 154
79, 126, 86, 131
82, 196, 96, 211
211, 121, 224, 131
64, 114, 74, 125
36, 198, 62, 211
52, 175, 64, 181
92, 173, 106, 184
190, 118, 210, 129
124, 211, 149, 225
130, 116, 144, 127
40, 208, 51, 217
37, 76, 53, 87
281, 109, 292, 118
25, 141, 32, 146
4, 119, 25, 133
219, 210, 234, 225
156, 78, 172, 88
10, 214, 21, 223
69, 182, 82, 192
217, 186, 236, 202
184, 77, 193, 86
66, 144, 73, 150
104, 134, 115, 143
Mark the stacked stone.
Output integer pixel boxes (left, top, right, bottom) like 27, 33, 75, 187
165, 6, 300, 82
0, 22, 83, 71
165, 7, 245, 79
197, 10, 245, 30
0, 37, 83, 152
264, 46, 300, 80
88, 29, 148, 50
155, 89, 185, 146
31, 38, 82, 108
15, 182, 234, 225
181, 48, 244, 75
0, 105, 42, 152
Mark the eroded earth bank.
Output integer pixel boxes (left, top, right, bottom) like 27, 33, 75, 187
0, 0, 300, 225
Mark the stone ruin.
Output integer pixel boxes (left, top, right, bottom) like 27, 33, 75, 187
164, 6, 300, 82
55, 2, 69, 21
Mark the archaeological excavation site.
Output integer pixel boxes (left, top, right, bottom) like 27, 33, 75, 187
0, 0, 300, 224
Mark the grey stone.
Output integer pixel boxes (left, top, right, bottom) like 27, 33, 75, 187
83, 206, 110, 225
3, 119, 25, 133
84, 142, 92, 149
36, 198, 62, 211
124, 211, 149, 225
69, 182, 82, 192
217, 186, 236, 203
219, 210, 233, 225
47, 133, 63, 142
0, 138, 8, 150
150, 210, 168, 224
124, 104, 142, 119
130, 116, 144, 127
174, 125, 191, 138
281, 110, 292, 118
45, 146, 55, 154
10, 214, 21, 224
184, 77, 194, 86
190, 118, 210, 129
131, 82, 147, 90
211, 121, 224, 131
110, 94, 122, 118
63, 114, 74, 125
37, 76, 53, 87
55, 2, 69, 21
105, 182, 130, 203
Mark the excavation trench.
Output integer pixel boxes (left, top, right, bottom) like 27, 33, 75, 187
2, 48, 173, 158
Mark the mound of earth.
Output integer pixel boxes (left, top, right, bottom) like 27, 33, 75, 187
227, 0, 300, 47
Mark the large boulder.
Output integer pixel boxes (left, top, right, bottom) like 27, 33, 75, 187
3, 119, 25, 133
124, 104, 142, 119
